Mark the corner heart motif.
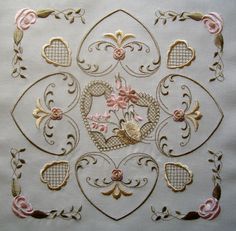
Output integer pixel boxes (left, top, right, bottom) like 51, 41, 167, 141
40, 161, 70, 190
80, 77, 160, 152
75, 152, 159, 220
167, 40, 195, 69
164, 162, 193, 192
42, 37, 72, 67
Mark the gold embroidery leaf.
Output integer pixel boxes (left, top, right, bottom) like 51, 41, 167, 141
36, 9, 55, 18
14, 28, 23, 46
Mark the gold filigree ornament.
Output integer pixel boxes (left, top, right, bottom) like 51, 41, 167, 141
155, 74, 224, 157
164, 162, 193, 192
75, 152, 159, 220
40, 161, 70, 190
77, 9, 161, 78
167, 40, 195, 69
80, 78, 160, 152
42, 37, 72, 67
11, 72, 80, 156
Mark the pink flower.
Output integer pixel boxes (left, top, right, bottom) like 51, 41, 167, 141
119, 86, 139, 103
173, 109, 185, 122
113, 48, 126, 61
102, 112, 111, 120
50, 107, 63, 120
111, 169, 123, 181
99, 124, 108, 133
92, 113, 101, 121
15, 8, 37, 31
202, 12, 223, 34
198, 198, 221, 220
106, 93, 127, 110
12, 196, 34, 218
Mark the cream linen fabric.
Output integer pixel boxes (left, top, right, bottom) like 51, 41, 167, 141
0, 0, 235, 231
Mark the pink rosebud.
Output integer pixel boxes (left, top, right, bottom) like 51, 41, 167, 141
50, 107, 63, 120
113, 47, 126, 61
115, 76, 122, 90
202, 12, 223, 34
111, 169, 123, 181
173, 109, 185, 122
99, 124, 108, 133
15, 8, 37, 31
198, 198, 221, 220
134, 114, 143, 122
12, 196, 34, 218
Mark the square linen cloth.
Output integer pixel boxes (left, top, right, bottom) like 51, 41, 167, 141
0, 0, 235, 231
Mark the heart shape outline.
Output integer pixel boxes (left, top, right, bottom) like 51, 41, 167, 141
80, 80, 160, 152
164, 162, 193, 192
40, 161, 70, 191
75, 152, 159, 220
167, 40, 195, 69
42, 37, 72, 67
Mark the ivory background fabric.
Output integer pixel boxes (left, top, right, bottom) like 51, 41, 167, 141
0, 0, 236, 230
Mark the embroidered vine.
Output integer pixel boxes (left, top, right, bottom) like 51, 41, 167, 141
10, 148, 82, 220
151, 149, 223, 222
12, 7, 85, 79
154, 10, 224, 82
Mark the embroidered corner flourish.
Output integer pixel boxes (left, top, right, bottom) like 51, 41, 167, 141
10, 148, 82, 220
12, 8, 85, 79
154, 10, 224, 82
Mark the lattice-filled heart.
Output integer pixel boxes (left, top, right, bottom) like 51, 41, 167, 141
40, 161, 70, 190
80, 79, 160, 152
164, 162, 193, 192
167, 40, 195, 69
42, 37, 72, 67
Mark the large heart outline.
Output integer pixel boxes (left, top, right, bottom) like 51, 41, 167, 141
80, 80, 160, 152
155, 74, 224, 157
77, 9, 161, 78
11, 72, 80, 156
75, 152, 159, 220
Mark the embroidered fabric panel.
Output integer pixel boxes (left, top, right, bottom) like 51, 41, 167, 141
0, 1, 235, 231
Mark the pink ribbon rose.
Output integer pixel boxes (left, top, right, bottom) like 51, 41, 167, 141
12, 196, 34, 218
202, 12, 223, 34
111, 169, 123, 181
15, 8, 37, 30
113, 48, 126, 61
198, 197, 221, 220
173, 109, 185, 122
50, 107, 63, 120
